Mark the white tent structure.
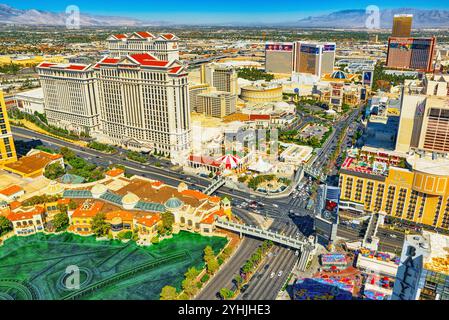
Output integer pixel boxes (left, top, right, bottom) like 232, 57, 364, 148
248, 157, 274, 173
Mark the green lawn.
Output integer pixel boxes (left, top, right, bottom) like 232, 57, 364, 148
0, 231, 227, 300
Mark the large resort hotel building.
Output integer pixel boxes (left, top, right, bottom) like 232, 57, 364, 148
107, 32, 179, 62
37, 34, 191, 158
37, 63, 99, 136
339, 74, 449, 231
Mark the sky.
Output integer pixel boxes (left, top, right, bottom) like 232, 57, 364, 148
3, 0, 449, 24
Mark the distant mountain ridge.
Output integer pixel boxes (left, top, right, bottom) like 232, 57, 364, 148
0, 4, 168, 27
293, 8, 449, 28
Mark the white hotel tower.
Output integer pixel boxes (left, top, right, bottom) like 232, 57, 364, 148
107, 32, 179, 62
37, 33, 191, 161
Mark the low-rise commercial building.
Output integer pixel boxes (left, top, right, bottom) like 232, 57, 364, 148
240, 83, 283, 103
14, 88, 45, 115
2, 149, 64, 178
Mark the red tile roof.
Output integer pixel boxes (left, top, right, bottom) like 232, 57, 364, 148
105, 168, 124, 177
8, 206, 45, 222
169, 66, 183, 74
38, 62, 56, 68
151, 181, 164, 188
161, 33, 176, 40
0, 185, 23, 197
101, 58, 120, 64
106, 210, 134, 222
201, 209, 225, 224
136, 214, 161, 228
181, 189, 209, 201
130, 53, 168, 67
249, 114, 271, 121
114, 34, 127, 39
38, 63, 89, 72
57, 198, 71, 206
135, 31, 155, 39
9, 201, 22, 210
72, 201, 104, 219
188, 155, 221, 167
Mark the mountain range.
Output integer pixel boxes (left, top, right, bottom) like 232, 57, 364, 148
0, 4, 164, 27
0, 4, 448, 28
292, 8, 449, 28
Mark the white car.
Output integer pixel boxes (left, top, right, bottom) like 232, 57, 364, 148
278, 271, 283, 277
270, 272, 275, 279
273, 204, 279, 208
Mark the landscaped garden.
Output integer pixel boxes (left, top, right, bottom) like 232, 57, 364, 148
0, 231, 227, 300
239, 174, 291, 193
43, 147, 106, 182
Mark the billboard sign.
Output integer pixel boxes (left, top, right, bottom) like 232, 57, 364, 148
265, 43, 293, 52
300, 45, 320, 55
363, 70, 374, 88
323, 44, 336, 52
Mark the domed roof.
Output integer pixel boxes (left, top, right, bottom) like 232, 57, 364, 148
122, 192, 140, 205
165, 197, 183, 209
331, 71, 347, 79
91, 183, 107, 195
177, 182, 188, 193
45, 180, 64, 195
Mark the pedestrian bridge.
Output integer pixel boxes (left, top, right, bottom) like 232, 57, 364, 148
203, 177, 226, 195
215, 219, 316, 271
215, 219, 314, 251
303, 165, 327, 182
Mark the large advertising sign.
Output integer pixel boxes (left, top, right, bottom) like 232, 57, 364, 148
265, 43, 293, 52
323, 44, 336, 52
363, 70, 374, 88
300, 45, 320, 55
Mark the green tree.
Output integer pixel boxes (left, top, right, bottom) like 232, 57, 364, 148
159, 211, 175, 235
204, 246, 215, 261
185, 267, 200, 279
44, 162, 65, 180
233, 275, 243, 289
53, 212, 69, 232
60, 147, 76, 161
91, 213, 110, 237
182, 277, 197, 297
151, 236, 160, 244
0, 216, 12, 235
219, 288, 234, 300
242, 260, 254, 274
206, 257, 220, 275
160, 286, 178, 300
68, 200, 78, 210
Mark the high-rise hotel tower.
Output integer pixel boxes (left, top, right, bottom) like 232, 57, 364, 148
0, 90, 17, 166
38, 33, 190, 160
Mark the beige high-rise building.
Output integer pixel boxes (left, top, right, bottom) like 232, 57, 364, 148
196, 91, 236, 118
293, 42, 336, 77
38, 53, 191, 160
0, 90, 17, 166
392, 14, 413, 37
396, 75, 449, 153
201, 63, 238, 95
189, 84, 210, 113
37, 63, 100, 135
107, 32, 179, 61
94, 53, 190, 157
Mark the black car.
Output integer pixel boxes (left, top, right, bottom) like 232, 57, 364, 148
240, 284, 250, 293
